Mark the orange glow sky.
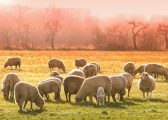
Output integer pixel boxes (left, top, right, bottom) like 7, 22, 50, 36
0, 0, 168, 19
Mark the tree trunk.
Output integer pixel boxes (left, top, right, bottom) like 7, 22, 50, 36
133, 35, 138, 50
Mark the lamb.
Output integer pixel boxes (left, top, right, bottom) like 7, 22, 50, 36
110, 75, 127, 102
97, 87, 106, 106
144, 63, 168, 80
75, 58, 87, 68
48, 58, 66, 73
50, 71, 64, 82
4, 57, 21, 70
75, 75, 112, 103
121, 73, 133, 97
89, 62, 101, 73
134, 64, 145, 75
14, 82, 44, 112
63, 75, 85, 102
1, 73, 20, 100
138, 72, 156, 99
68, 69, 85, 78
82, 64, 97, 78
123, 62, 135, 76
38, 80, 61, 101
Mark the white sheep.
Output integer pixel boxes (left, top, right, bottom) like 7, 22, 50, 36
138, 72, 156, 99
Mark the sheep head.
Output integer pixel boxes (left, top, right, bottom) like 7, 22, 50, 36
141, 72, 149, 80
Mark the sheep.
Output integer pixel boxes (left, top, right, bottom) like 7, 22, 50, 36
75, 58, 87, 68
121, 73, 133, 97
14, 82, 45, 112
4, 57, 21, 70
110, 75, 127, 102
1, 73, 20, 100
97, 87, 106, 106
82, 64, 97, 78
123, 62, 135, 76
50, 71, 64, 82
134, 64, 146, 75
38, 80, 61, 101
144, 63, 168, 80
138, 72, 156, 99
75, 75, 112, 103
63, 75, 85, 102
68, 69, 85, 78
48, 58, 66, 73
89, 62, 101, 73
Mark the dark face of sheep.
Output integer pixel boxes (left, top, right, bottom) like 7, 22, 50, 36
1, 89, 9, 100
4, 63, 8, 68
35, 98, 45, 110
75, 97, 82, 103
50, 71, 59, 77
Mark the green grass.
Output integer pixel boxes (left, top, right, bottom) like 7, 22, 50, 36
0, 50, 168, 120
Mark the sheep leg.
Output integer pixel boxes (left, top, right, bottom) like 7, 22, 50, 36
147, 92, 149, 99
10, 91, 14, 100
150, 92, 152, 98
15, 65, 17, 70
112, 94, 116, 103
89, 96, 93, 103
30, 102, 33, 110
69, 93, 71, 102
143, 92, 145, 99
23, 100, 28, 109
128, 86, 132, 97
65, 92, 68, 102
120, 94, 124, 101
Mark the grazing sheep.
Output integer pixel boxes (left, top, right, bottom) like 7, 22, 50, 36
38, 80, 61, 101
50, 71, 64, 82
121, 73, 133, 97
63, 75, 85, 102
48, 58, 66, 73
110, 75, 127, 102
144, 63, 168, 80
4, 57, 21, 70
75, 58, 87, 68
14, 82, 44, 111
123, 62, 135, 76
89, 62, 101, 73
82, 64, 97, 78
138, 72, 156, 99
68, 69, 85, 78
134, 64, 145, 75
97, 87, 105, 106
75, 75, 112, 103
1, 73, 20, 100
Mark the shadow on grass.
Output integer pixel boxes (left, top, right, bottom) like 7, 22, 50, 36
131, 98, 168, 103
69, 99, 138, 109
19, 109, 47, 115
4, 99, 15, 103
45, 99, 67, 104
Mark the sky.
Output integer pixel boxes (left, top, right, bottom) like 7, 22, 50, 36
0, 0, 168, 19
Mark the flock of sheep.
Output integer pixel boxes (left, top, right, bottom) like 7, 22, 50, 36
1, 57, 168, 112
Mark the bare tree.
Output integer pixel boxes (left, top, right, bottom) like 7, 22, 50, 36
158, 23, 168, 49
129, 20, 148, 50
44, 0, 61, 50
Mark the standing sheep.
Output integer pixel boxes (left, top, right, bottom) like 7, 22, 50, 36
97, 87, 106, 106
48, 58, 66, 73
1, 73, 20, 100
121, 73, 133, 97
75, 76, 112, 103
75, 58, 87, 68
110, 75, 127, 102
144, 63, 168, 80
63, 75, 85, 102
82, 64, 97, 78
134, 64, 146, 75
138, 72, 156, 99
14, 82, 44, 112
68, 69, 85, 78
89, 62, 101, 73
123, 62, 135, 76
38, 80, 61, 101
4, 57, 21, 70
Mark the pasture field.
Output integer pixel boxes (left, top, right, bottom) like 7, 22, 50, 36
1, 50, 168, 120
